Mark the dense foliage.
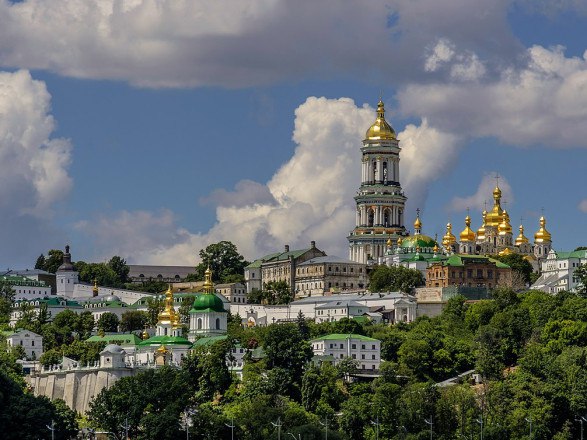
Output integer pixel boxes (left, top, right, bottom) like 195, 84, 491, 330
368, 265, 426, 293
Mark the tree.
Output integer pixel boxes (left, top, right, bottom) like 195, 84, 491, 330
120, 310, 149, 332
108, 256, 130, 284
263, 280, 293, 305
574, 263, 587, 297
146, 296, 165, 326
97, 312, 120, 332
0, 281, 15, 325
368, 265, 425, 293
195, 241, 249, 283
42, 249, 65, 274
263, 323, 313, 383
494, 253, 534, 285
34, 254, 46, 270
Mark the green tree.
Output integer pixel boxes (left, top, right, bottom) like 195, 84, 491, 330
263, 323, 313, 386
120, 310, 149, 332
42, 249, 65, 274
146, 296, 165, 326
108, 255, 130, 284
34, 254, 46, 270
263, 280, 293, 305
178, 296, 195, 324
195, 241, 249, 283
494, 253, 535, 285
574, 262, 587, 297
368, 265, 425, 293
0, 281, 15, 325
97, 312, 120, 332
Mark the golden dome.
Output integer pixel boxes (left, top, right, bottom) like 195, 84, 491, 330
142, 328, 149, 340
397, 237, 403, 245
442, 223, 457, 248
386, 238, 392, 247
498, 210, 512, 235
534, 216, 552, 243
459, 215, 476, 242
157, 344, 168, 354
477, 210, 487, 240
498, 247, 514, 256
157, 285, 177, 326
515, 224, 529, 245
414, 216, 422, 230
203, 267, 215, 294
92, 278, 99, 296
485, 186, 504, 227
433, 243, 439, 254
365, 100, 396, 140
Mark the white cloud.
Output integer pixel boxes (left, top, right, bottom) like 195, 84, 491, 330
448, 173, 514, 213
0, 0, 521, 88
78, 97, 461, 264
399, 45, 587, 147
0, 69, 72, 263
579, 199, 587, 213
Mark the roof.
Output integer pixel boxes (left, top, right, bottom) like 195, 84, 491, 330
4, 269, 53, 276
292, 291, 406, 305
0, 275, 48, 287
315, 300, 366, 309
310, 333, 380, 343
100, 344, 126, 355
13, 297, 82, 307
435, 254, 510, 268
192, 335, 228, 347
298, 255, 363, 266
87, 334, 142, 346
400, 234, 437, 249
190, 293, 226, 313
127, 265, 195, 279
138, 335, 192, 347
550, 250, 587, 260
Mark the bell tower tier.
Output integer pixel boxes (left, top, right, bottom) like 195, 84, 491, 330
348, 100, 408, 264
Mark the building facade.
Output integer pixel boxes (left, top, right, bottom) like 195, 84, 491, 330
6, 329, 44, 360
215, 282, 247, 304
295, 256, 367, 297
532, 249, 587, 293
348, 100, 408, 264
426, 255, 512, 288
311, 334, 381, 371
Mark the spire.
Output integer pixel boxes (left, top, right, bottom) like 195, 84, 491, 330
413, 208, 422, 235
534, 216, 552, 243
203, 267, 215, 294
485, 174, 504, 227
157, 285, 177, 326
460, 211, 476, 242
365, 99, 396, 140
57, 245, 75, 272
92, 278, 99, 297
515, 223, 529, 245
442, 223, 457, 248
477, 210, 487, 240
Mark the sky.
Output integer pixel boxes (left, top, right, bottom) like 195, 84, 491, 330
1, 0, 587, 268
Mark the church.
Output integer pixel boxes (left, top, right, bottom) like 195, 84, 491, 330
348, 99, 554, 272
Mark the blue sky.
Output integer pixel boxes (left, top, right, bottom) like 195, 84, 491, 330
0, 0, 586, 267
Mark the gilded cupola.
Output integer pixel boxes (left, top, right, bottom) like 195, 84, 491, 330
534, 216, 552, 243
515, 224, 529, 245
460, 215, 476, 242
485, 186, 504, 227
477, 210, 487, 240
498, 210, 512, 235
202, 267, 215, 294
414, 211, 422, 234
442, 223, 457, 248
157, 285, 177, 326
365, 100, 396, 141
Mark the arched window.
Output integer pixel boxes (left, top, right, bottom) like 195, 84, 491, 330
372, 161, 377, 181
383, 209, 390, 227
197, 318, 202, 329
368, 209, 375, 227
216, 318, 220, 330
382, 161, 388, 182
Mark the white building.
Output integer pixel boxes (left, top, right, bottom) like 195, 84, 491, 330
230, 291, 417, 326
189, 269, 228, 341
6, 329, 44, 360
216, 282, 247, 304
1, 274, 52, 300
295, 256, 367, 297
532, 249, 587, 293
311, 333, 381, 371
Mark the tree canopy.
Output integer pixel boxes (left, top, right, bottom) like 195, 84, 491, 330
194, 241, 249, 283
368, 265, 425, 293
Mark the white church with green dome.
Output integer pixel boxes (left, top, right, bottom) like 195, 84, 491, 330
188, 268, 228, 341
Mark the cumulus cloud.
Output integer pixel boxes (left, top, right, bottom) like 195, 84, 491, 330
0, 69, 72, 264
78, 97, 460, 264
579, 199, 587, 213
399, 45, 587, 148
448, 173, 514, 213
0, 0, 521, 88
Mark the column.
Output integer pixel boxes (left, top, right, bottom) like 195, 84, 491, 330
376, 157, 382, 182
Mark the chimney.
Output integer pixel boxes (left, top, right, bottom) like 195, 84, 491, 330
311, 241, 316, 248
284, 245, 290, 252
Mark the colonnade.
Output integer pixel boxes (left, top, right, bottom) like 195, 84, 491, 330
357, 205, 403, 227
361, 156, 399, 184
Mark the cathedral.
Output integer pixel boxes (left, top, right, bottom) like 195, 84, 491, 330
348, 99, 553, 270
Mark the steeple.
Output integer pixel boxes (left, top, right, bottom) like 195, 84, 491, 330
92, 278, 99, 297
485, 184, 504, 227
202, 267, 215, 294
534, 216, 552, 243
157, 285, 177, 326
413, 208, 422, 235
57, 245, 75, 272
442, 223, 457, 248
365, 99, 396, 140
460, 214, 476, 242
515, 224, 529, 245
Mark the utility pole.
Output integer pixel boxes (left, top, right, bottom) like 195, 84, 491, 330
576, 416, 587, 440
46, 419, 56, 440
525, 417, 532, 440
477, 414, 484, 440
120, 416, 131, 440
318, 418, 329, 440
371, 414, 380, 440
225, 417, 235, 440
271, 417, 283, 440
424, 416, 433, 440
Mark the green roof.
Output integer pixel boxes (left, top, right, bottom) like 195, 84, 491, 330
440, 254, 510, 268
190, 293, 225, 313
87, 334, 142, 346
138, 335, 192, 347
400, 234, 437, 249
192, 335, 228, 347
0, 275, 47, 287
310, 333, 380, 343
552, 250, 587, 260
14, 297, 82, 307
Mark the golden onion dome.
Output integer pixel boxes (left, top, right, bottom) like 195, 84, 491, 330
386, 238, 392, 247
142, 328, 149, 340
515, 224, 529, 246
202, 267, 215, 294
157, 285, 177, 326
459, 215, 476, 242
534, 216, 552, 243
433, 243, 439, 254
485, 186, 504, 227
365, 100, 396, 140
442, 223, 457, 248
477, 210, 487, 240
414, 216, 422, 231
498, 210, 513, 235
397, 237, 403, 246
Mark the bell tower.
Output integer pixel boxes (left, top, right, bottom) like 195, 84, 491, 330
348, 100, 407, 264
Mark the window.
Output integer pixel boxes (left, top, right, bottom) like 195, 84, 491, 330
361, 344, 365, 349
216, 318, 221, 330
352, 344, 356, 349
361, 354, 365, 359
371, 344, 375, 350
197, 318, 202, 330
339, 343, 344, 349
32, 341, 34, 347
372, 354, 376, 359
